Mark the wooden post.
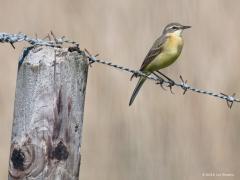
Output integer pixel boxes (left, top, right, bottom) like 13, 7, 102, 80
8, 46, 88, 179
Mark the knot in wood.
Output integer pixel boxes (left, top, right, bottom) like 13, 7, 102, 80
52, 141, 69, 161
11, 148, 25, 171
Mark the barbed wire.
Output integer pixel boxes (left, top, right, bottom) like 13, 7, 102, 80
84, 50, 239, 108
0, 32, 239, 108
0, 32, 76, 48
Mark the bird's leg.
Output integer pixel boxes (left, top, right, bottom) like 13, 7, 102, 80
152, 72, 166, 90
156, 71, 175, 94
156, 71, 175, 84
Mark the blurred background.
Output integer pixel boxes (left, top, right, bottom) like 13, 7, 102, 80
0, 0, 240, 179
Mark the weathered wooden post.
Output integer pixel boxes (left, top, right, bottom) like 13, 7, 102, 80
8, 46, 88, 179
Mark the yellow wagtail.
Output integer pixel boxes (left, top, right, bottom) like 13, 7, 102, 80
129, 22, 191, 106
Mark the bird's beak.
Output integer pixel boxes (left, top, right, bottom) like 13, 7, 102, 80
182, 25, 191, 29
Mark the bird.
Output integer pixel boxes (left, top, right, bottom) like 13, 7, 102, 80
129, 22, 191, 106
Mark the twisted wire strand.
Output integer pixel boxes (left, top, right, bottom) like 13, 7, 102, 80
0, 32, 76, 47
85, 53, 240, 107
0, 32, 239, 107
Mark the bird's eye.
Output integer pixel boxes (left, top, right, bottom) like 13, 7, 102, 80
172, 26, 178, 30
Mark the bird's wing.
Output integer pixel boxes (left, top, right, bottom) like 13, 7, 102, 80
140, 35, 167, 71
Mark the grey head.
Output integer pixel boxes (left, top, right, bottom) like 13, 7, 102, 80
162, 22, 191, 35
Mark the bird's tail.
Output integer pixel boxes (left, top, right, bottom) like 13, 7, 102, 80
129, 76, 147, 106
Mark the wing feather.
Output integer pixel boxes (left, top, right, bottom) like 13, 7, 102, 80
140, 35, 166, 71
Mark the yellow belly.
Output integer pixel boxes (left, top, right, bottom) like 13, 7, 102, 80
145, 34, 183, 72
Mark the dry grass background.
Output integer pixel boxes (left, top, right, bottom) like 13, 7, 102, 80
0, 0, 240, 179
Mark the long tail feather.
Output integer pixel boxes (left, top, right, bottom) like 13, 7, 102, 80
129, 77, 147, 106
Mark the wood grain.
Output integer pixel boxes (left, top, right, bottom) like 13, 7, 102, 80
8, 46, 88, 180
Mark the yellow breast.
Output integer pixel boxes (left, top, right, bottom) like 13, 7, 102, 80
145, 34, 184, 72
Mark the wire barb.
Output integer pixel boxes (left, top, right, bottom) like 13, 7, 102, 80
179, 75, 189, 95
84, 48, 96, 67
220, 93, 236, 109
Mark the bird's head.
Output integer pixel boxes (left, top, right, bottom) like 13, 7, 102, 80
163, 22, 191, 36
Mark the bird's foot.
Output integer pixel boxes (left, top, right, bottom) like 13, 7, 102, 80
156, 78, 166, 90
166, 79, 175, 94
155, 70, 175, 93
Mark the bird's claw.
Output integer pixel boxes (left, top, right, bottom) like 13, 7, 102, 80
167, 80, 175, 94
156, 78, 166, 90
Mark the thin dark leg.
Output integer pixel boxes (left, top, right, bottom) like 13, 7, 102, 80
156, 71, 174, 82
